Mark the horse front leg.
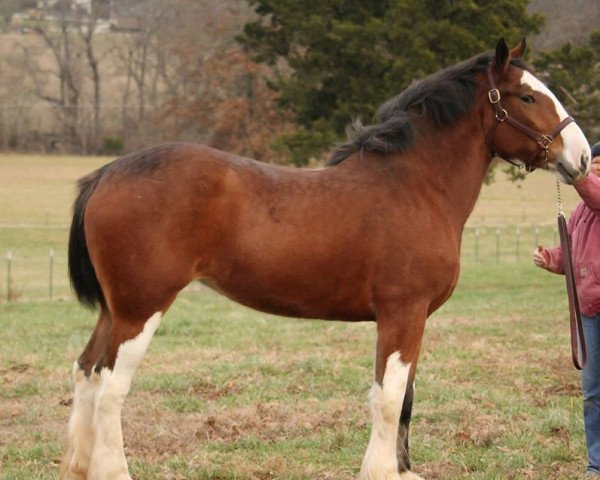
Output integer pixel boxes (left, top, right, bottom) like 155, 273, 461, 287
359, 302, 427, 480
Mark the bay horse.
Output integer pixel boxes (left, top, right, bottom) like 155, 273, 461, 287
61, 38, 590, 480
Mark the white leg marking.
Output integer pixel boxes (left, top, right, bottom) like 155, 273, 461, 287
359, 352, 422, 480
88, 312, 162, 480
521, 71, 591, 178
61, 362, 99, 480
398, 472, 424, 480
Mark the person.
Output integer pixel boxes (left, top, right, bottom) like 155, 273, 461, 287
533, 141, 600, 478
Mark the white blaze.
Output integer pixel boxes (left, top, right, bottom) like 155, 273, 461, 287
520, 71, 590, 182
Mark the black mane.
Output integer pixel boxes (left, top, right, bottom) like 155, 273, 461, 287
327, 53, 528, 166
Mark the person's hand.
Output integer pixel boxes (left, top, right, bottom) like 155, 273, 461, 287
532, 245, 548, 268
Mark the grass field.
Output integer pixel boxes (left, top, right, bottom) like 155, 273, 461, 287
0, 154, 108, 302
0, 153, 590, 479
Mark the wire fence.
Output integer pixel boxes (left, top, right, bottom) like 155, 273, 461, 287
461, 224, 560, 265
1, 247, 69, 303
0, 224, 562, 304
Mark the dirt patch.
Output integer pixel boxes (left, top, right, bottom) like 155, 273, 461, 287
121, 392, 366, 460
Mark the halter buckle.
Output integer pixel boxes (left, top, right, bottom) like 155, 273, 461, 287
538, 134, 553, 149
488, 89, 501, 104
495, 109, 508, 122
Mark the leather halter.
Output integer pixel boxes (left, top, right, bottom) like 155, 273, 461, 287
486, 63, 574, 172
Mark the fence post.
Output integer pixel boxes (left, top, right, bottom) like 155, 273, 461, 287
495, 228, 501, 264
6, 251, 11, 302
49, 248, 54, 301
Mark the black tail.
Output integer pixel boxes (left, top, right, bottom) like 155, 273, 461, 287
68, 167, 107, 310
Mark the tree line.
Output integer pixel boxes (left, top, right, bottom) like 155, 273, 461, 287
0, 0, 598, 165
0, 0, 290, 160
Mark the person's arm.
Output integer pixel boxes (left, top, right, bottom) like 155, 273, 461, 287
574, 173, 600, 213
540, 245, 564, 274
534, 201, 582, 274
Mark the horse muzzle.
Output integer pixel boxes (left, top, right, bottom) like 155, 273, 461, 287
554, 150, 590, 185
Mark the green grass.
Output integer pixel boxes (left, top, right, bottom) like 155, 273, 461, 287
0, 154, 590, 479
0, 153, 109, 301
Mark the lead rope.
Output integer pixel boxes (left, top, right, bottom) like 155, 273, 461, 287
556, 179, 587, 370
556, 179, 563, 216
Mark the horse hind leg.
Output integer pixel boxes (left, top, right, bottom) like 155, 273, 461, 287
60, 363, 100, 479
61, 309, 111, 480
87, 311, 163, 480
60, 308, 163, 480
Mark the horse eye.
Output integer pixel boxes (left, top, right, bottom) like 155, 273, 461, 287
520, 94, 535, 104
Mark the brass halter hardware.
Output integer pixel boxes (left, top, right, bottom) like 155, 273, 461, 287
486, 63, 574, 172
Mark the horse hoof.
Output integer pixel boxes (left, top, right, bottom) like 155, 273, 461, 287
399, 472, 424, 480
86, 474, 132, 480
59, 458, 87, 480
357, 471, 424, 480
59, 469, 87, 480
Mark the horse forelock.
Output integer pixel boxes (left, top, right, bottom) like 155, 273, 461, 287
328, 53, 532, 166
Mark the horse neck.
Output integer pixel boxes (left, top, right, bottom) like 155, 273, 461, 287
409, 106, 494, 231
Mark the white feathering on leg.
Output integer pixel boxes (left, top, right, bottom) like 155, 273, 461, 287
87, 312, 162, 480
358, 351, 422, 480
61, 362, 98, 480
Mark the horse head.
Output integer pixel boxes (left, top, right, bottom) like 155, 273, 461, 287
487, 38, 590, 184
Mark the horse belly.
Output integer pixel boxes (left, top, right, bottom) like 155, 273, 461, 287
200, 251, 377, 321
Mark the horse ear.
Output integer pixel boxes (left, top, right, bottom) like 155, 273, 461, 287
494, 38, 510, 75
510, 38, 527, 60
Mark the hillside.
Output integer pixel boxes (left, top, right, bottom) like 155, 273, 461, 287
529, 0, 600, 50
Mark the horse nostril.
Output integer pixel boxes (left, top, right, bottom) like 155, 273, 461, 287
581, 152, 590, 173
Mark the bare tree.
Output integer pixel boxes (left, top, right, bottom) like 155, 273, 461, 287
30, 14, 82, 149
108, 0, 170, 149
0, 54, 32, 149
1, 0, 290, 156
18, 1, 104, 153
151, 0, 292, 160
80, 14, 102, 151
